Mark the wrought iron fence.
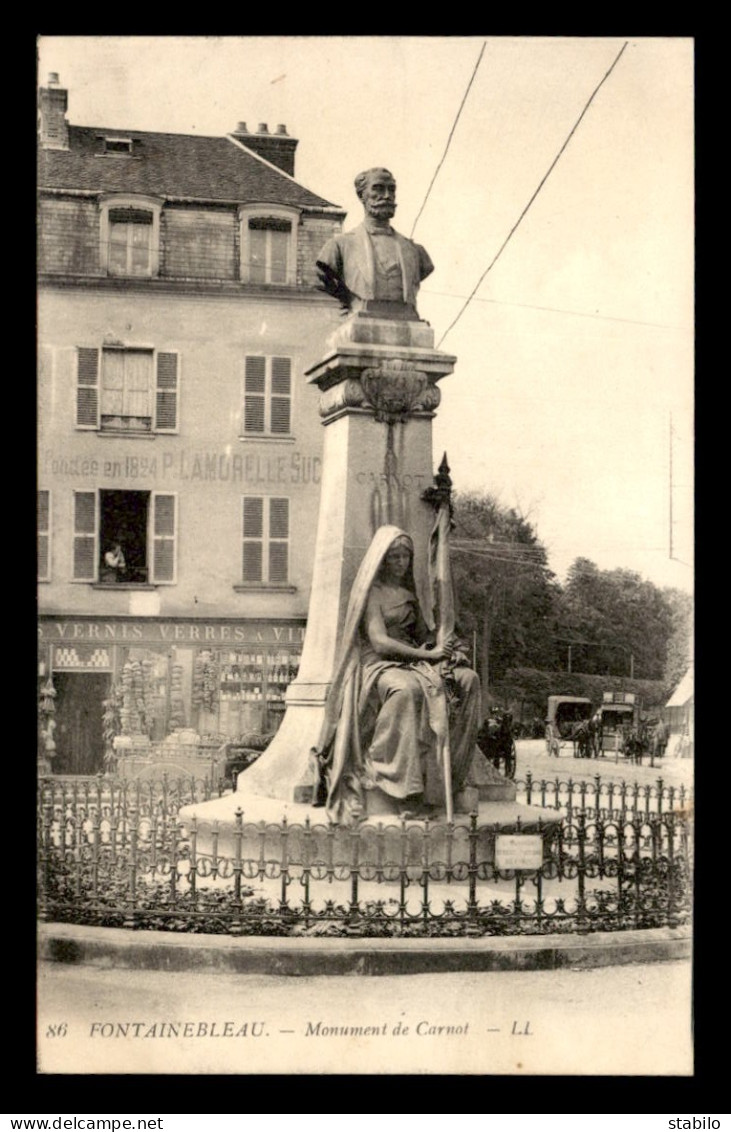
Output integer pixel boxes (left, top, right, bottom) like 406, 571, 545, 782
38, 775, 692, 938
515, 772, 692, 821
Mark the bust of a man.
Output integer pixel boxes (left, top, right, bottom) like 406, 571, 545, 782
316, 168, 434, 318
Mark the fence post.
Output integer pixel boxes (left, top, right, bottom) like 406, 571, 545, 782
123, 810, 138, 930
525, 769, 533, 807
575, 810, 588, 933
463, 814, 478, 919
230, 808, 244, 936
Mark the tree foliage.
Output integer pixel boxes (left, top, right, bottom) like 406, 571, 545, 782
450, 491, 560, 686
449, 490, 692, 701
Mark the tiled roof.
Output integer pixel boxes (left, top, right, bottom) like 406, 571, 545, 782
38, 125, 340, 211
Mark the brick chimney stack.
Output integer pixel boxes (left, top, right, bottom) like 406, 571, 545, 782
39, 73, 69, 150
231, 121, 298, 177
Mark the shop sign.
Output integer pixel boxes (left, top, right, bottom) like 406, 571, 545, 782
38, 619, 305, 645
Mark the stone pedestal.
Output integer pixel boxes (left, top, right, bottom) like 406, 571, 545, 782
220, 311, 456, 807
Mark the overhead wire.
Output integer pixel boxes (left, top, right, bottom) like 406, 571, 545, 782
437, 40, 629, 349
409, 40, 487, 240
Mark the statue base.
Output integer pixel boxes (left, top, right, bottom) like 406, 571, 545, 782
177, 790, 560, 870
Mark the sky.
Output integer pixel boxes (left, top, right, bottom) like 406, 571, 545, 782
37, 35, 694, 595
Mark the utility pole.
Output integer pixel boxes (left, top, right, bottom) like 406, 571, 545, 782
669, 412, 674, 560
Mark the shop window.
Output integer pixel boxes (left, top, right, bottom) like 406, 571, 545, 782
75, 347, 179, 433
239, 205, 298, 285
72, 489, 177, 584
241, 355, 291, 437
100, 196, 161, 277
242, 496, 289, 585
38, 489, 51, 581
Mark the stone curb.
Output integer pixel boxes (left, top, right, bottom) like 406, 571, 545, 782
38, 921, 691, 976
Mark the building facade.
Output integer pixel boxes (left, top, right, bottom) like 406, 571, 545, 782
37, 75, 345, 773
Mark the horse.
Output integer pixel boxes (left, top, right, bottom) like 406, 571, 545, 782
622, 722, 650, 766
477, 709, 517, 778
570, 720, 593, 759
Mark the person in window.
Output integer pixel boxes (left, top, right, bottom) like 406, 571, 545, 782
314, 525, 481, 825
103, 541, 126, 582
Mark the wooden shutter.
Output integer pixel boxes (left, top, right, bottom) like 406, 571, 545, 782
76, 348, 99, 428
242, 497, 264, 582
73, 491, 97, 580
270, 357, 292, 434
38, 490, 50, 581
151, 493, 176, 583
244, 356, 266, 433
155, 352, 178, 432
268, 497, 289, 583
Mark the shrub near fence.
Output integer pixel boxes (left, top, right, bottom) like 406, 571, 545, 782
37, 775, 692, 939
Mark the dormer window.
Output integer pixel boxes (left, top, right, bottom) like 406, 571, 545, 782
103, 136, 133, 156
100, 195, 162, 278
239, 204, 299, 285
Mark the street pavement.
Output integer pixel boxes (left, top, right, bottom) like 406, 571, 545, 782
37, 956, 692, 1076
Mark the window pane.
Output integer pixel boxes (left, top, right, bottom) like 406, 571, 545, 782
249, 227, 266, 283
268, 542, 288, 584
269, 229, 288, 283
270, 397, 290, 434
243, 541, 262, 582
102, 351, 126, 390
245, 356, 266, 392
74, 492, 96, 535
269, 497, 289, 540
244, 396, 265, 433
125, 352, 153, 391
243, 497, 263, 538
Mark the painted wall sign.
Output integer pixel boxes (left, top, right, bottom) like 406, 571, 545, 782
40, 450, 321, 486
39, 619, 305, 644
494, 834, 544, 872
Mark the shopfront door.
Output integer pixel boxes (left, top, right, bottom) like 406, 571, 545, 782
53, 672, 110, 775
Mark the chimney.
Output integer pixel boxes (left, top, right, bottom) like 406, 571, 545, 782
231, 121, 298, 177
39, 72, 69, 150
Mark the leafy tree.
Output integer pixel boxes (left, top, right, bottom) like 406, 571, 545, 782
556, 558, 681, 681
450, 491, 560, 688
662, 587, 693, 695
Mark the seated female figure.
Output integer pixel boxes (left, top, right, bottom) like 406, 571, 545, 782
316, 525, 481, 824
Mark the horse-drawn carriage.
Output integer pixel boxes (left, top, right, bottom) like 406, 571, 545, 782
545, 695, 594, 758
476, 707, 517, 779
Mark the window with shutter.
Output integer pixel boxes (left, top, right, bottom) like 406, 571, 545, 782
155, 352, 179, 432
77, 346, 178, 434
73, 491, 97, 580
76, 348, 99, 428
242, 355, 293, 437
242, 496, 289, 585
151, 494, 176, 583
38, 490, 51, 581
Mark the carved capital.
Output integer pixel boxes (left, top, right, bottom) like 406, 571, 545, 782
318, 378, 369, 418
361, 359, 430, 424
